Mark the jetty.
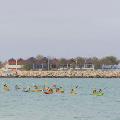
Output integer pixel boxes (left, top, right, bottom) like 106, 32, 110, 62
1, 70, 120, 78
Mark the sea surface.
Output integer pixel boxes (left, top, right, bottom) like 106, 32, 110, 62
0, 78, 120, 120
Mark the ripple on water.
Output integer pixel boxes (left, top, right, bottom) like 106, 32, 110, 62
0, 113, 16, 120
73, 116, 94, 120
0, 78, 120, 120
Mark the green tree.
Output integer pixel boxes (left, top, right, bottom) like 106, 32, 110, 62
23, 63, 33, 70
100, 56, 119, 65
76, 57, 85, 65
36, 54, 44, 60
90, 57, 101, 69
0, 61, 2, 68
59, 58, 67, 68
69, 58, 76, 68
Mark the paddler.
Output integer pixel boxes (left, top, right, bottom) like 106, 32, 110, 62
15, 85, 21, 90
70, 89, 74, 94
70, 88, 77, 95
93, 88, 97, 94
3, 84, 10, 91
98, 89, 102, 93
34, 85, 39, 89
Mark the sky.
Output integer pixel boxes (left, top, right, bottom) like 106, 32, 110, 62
0, 0, 120, 61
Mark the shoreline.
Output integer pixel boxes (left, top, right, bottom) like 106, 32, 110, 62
1, 70, 120, 78
0, 76, 120, 78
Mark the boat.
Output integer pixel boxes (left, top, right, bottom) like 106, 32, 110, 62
55, 88, 64, 94
70, 93, 77, 96
92, 92, 104, 96
43, 89, 53, 94
60, 90, 64, 93
3, 84, 10, 92
31, 89, 42, 92
4, 87, 10, 92
44, 91, 53, 94
44, 92, 52, 94
22, 88, 30, 92
70, 88, 77, 95
23, 90, 30, 92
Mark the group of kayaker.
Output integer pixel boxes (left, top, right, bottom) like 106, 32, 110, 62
93, 88, 102, 94
2, 83, 65, 94
2, 83, 104, 96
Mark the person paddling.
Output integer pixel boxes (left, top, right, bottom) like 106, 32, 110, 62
93, 88, 97, 94
3, 84, 10, 91
15, 85, 21, 90
98, 89, 102, 93
70, 88, 77, 95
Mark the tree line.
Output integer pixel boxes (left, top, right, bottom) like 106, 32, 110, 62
24, 55, 119, 70
0, 55, 119, 70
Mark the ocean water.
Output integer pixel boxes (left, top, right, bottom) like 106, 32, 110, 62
0, 78, 120, 120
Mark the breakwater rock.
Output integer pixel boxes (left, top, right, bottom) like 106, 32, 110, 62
13, 70, 120, 78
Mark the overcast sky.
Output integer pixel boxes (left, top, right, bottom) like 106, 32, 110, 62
0, 0, 120, 60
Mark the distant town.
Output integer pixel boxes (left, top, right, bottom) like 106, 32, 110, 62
0, 55, 120, 78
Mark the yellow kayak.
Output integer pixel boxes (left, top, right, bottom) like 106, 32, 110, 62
31, 89, 42, 92
4, 87, 10, 92
3, 84, 10, 92
70, 91, 77, 96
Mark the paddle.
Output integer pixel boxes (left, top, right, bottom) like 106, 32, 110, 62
103, 87, 107, 90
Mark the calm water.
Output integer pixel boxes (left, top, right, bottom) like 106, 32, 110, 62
0, 78, 120, 120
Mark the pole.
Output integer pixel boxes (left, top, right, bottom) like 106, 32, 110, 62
33, 63, 35, 70
76, 59, 78, 68
48, 57, 49, 71
16, 59, 17, 71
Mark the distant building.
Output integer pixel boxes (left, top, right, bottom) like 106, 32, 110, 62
3, 57, 95, 71
49, 59, 59, 70
102, 64, 120, 71
82, 59, 95, 70
32, 57, 48, 70
33, 58, 60, 70
5, 58, 25, 71
58, 59, 95, 71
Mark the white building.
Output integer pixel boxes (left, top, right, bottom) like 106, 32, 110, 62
102, 64, 120, 71
4, 58, 24, 71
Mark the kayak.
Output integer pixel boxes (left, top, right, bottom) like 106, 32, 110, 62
31, 89, 42, 92
70, 88, 77, 96
55, 89, 64, 94
43, 89, 53, 94
70, 92, 77, 96
61, 90, 64, 93
4, 87, 10, 92
23, 90, 30, 92
44, 92, 53, 94
71, 93, 77, 96
92, 92, 104, 96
